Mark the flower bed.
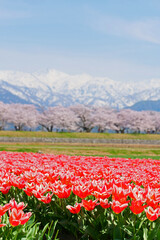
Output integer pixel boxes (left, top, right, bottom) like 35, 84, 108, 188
0, 151, 159, 239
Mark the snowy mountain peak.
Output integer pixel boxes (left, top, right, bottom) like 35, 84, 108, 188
0, 69, 159, 108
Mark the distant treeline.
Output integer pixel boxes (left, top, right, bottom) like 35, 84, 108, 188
1, 102, 160, 133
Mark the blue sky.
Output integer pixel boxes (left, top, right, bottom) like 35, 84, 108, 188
0, 0, 160, 82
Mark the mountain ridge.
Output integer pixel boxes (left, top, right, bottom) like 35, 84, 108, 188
127, 99, 160, 112
0, 69, 159, 109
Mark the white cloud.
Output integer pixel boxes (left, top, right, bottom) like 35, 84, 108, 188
89, 13, 160, 44
129, 18, 160, 44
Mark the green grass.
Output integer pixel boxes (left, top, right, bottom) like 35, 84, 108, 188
0, 142, 159, 160
0, 131, 159, 160
0, 130, 160, 140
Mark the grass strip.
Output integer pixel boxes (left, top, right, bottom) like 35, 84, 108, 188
1, 131, 160, 140
0, 142, 159, 159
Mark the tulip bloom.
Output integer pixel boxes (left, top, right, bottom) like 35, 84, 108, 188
146, 189, 160, 209
9, 208, 32, 227
145, 207, 160, 221
111, 200, 128, 214
82, 199, 99, 211
146, 198, 159, 210
54, 186, 71, 199
73, 185, 92, 199
66, 203, 81, 214
112, 185, 130, 204
129, 200, 147, 215
93, 186, 112, 199
99, 199, 110, 209
10, 199, 27, 211
23, 183, 35, 196
0, 203, 11, 216
0, 186, 11, 194
38, 193, 53, 204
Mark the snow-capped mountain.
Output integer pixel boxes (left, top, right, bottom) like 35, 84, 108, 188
0, 69, 159, 109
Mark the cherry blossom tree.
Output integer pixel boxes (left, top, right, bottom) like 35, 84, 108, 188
38, 107, 57, 132
128, 111, 154, 133
152, 111, 160, 133
92, 106, 117, 132
112, 109, 137, 133
139, 111, 158, 133
6, 104, 38, 131
38, 106, 77, 132
52, 106, 77, 132
70, 105, 95, 132
0, 101, 159, 134
0, 102, 9, 130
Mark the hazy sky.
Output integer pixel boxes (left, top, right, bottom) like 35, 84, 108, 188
1, 0, 160, 83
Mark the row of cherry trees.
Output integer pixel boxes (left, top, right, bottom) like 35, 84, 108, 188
0, 102, 160, 133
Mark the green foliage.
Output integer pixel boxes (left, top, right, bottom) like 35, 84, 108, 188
1, 187, 160, 239
0, 215, 58, 240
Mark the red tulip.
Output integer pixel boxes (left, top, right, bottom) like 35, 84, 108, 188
129, 200, 147, 214
9, 208, 32, 227
145, 207, 160, 221
111, 200, 128, 214
54, 185, 71, 199
82, 199, 99, 211
66, 203, 81, 214
73, 185, 92, 199
112, 185, 130, 204
0, 203, 11, 216
38, 193, 53, 204
0, 185, 11, 194
23, 182, 35, 196
10, 199, 27, 211
99, 198, 110, 209
93, 185, 112, 199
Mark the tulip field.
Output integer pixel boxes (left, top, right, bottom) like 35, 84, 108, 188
0, 151, 159, 239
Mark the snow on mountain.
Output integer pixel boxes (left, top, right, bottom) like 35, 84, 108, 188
0, 69, 159, 108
